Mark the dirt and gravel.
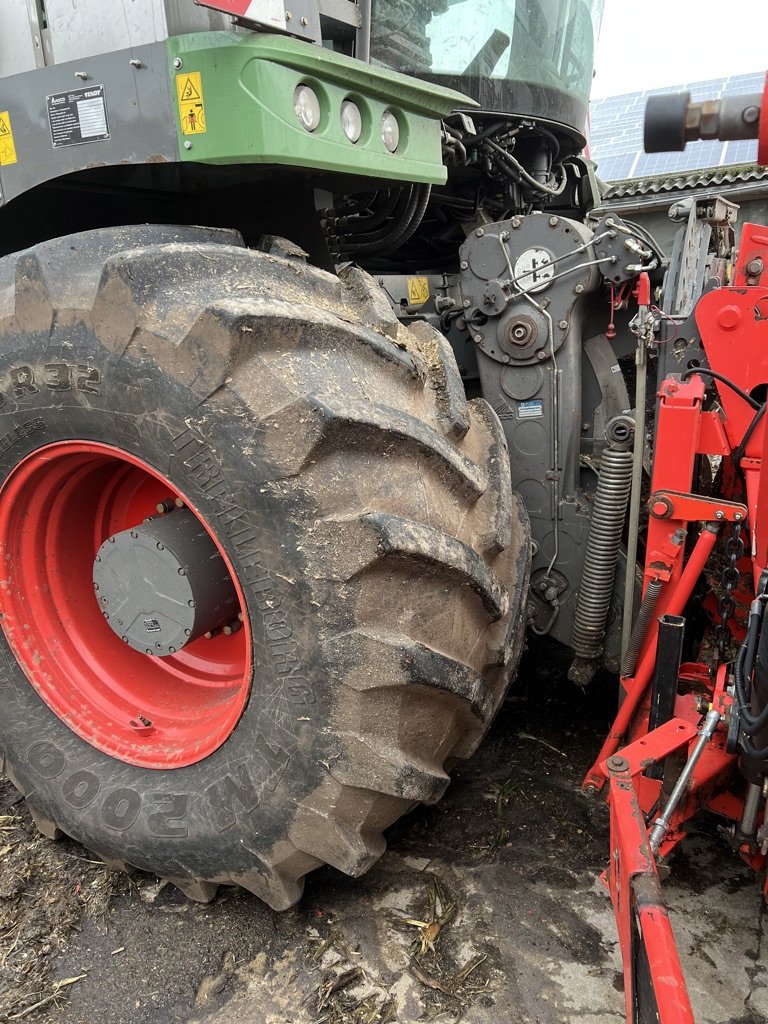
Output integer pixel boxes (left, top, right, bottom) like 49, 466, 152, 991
1, 640, 767, 1024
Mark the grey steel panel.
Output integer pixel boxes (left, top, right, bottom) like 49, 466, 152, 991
0, 1, 38, 77
1, 1, 230, 73
0, 42, 178, 207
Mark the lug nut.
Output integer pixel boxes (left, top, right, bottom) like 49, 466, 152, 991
223, 619, 242, 636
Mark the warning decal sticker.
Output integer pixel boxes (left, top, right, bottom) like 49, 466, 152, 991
0, 112, 17, 166
407, 277, 430, 305
47, 85, 110, 148
176, 72, 206, 135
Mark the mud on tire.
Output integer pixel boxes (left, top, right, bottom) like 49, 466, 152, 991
0, 225, 530, 908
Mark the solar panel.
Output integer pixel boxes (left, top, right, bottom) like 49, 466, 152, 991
589, 72, 764, 181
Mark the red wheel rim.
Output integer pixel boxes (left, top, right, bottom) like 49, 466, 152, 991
0, 441, 251, 768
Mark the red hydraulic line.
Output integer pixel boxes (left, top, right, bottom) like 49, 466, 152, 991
583, 523, 720, 792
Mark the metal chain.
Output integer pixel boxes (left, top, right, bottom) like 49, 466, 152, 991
716, 520, 745, 661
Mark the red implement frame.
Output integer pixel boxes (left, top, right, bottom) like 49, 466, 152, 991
588, 281, 768, 1023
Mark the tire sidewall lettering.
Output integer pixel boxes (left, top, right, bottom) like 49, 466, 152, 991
0, 337, 326, 877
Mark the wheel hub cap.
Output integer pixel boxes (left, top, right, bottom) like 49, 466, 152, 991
94, 508, 239, 656
0, 440, 251, 768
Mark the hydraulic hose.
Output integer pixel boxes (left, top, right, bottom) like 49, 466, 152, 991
378, 185, 432, 255
568, 446, 634, 685
337, 190, 400, 234
681, 367, 760, 410
338, 187, 416, 251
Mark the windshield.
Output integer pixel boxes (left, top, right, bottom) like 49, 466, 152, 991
370, 0, 604, 134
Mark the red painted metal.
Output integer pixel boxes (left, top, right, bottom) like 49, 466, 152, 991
605, 761, 695, 1024
583, 524, 720, 793
647, 490, 747, 524
593, 280, 768, 1022
733, 223, 768, 287
759, 72, 768, 167
0, 441, 251, 769
194, 0, 252, 17
695, 288, 768, 455
193, 0, 287, 28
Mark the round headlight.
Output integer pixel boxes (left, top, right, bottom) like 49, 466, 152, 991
380, 110, 400, 153
341, 99, 362, 143
294, 84, 321, 132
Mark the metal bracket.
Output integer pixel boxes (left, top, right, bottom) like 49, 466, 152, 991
648, 489, 748, 523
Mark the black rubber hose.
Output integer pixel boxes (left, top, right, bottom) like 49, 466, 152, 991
681, 367, 760, 409
733, 604, 768, 734
377, 184, 432, 255
338, 190, 401, 234
740, 730, 768, 760
338, 187, 417, 252
734, 403, 766, 465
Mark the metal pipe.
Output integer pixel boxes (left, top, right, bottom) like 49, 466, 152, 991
648, 709, 721, 855
621, 325, 648, 664
584, 523, 721, 791
738, 782, 763, 839
356, 0, 371, 62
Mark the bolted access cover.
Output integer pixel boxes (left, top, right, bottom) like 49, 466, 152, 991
93, 508, 238, 655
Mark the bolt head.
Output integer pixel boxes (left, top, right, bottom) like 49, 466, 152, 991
184, 141, 192, 150
607, 755, 629, 772
173, 57, 182, 69
715, 510, 725, 519
718, 305, 742, 331
548, 216, 559, 227
574, 283, 584, 294
500, 230, 510, 241
558, 320, 568, 330
735, 512, 743, 521
475, 227, 484, 237
460, 260, 468, 270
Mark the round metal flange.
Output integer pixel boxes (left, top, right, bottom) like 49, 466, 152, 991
94, 509, 238, 655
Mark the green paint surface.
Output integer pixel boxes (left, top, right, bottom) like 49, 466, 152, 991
168, 32, 473, 184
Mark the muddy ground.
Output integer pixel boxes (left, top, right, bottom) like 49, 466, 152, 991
1, 641, 767, 1024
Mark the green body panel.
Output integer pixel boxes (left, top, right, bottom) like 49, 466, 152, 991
167, 32, 473, 184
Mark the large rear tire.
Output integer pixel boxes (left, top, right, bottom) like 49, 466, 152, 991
0, 226, 530, 907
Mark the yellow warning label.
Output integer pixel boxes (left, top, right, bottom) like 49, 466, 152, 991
176, 72, 206, 136
0, 111, 17, 166
407, 276, 430, 306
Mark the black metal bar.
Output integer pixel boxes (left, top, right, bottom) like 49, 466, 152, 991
646, 614, 685, 781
